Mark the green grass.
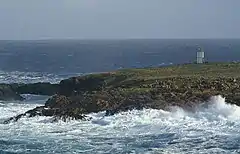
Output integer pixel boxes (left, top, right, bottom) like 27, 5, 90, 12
117, 62, 240, 79
71, 62, 240, 95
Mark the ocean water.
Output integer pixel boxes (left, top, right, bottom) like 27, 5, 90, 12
0, 39, 240, 153
1, 96, 240, 154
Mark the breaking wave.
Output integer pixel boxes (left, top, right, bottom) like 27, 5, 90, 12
1, 95, 240, 153
0, 70, 93, 84
0, 70, 64, 83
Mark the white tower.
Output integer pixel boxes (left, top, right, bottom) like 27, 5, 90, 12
196, 48, 204, 64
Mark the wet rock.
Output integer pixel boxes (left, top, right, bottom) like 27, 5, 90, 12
4, 63, 240, 122
3, 106, 45, 124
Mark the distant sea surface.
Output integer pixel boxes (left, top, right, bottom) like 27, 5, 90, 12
0, 39, 240, 74
0, 39, 240, 154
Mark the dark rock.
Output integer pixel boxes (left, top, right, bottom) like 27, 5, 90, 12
16, 82, 59, 96
0, 82, 59, 101
3, 106, 45, 124
4, 63, 240, 122
0, 84, 24, 101
45, 95, 72, 108
58, 75, 107, 96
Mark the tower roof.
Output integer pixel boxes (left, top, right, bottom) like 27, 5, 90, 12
197, 47, 204, 52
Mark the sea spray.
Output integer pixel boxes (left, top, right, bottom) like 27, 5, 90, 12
1, 95, 240, 153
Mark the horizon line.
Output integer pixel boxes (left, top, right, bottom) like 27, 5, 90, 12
0, 38, 240, 41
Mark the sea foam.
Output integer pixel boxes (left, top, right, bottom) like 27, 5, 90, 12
1, 95, 240, 153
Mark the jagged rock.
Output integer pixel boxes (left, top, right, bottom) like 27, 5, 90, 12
3, 106, 45, 124
45, 95, 72, 108
3, 63, 240, 123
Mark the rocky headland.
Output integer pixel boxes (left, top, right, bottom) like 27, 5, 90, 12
2, 63, 240, 123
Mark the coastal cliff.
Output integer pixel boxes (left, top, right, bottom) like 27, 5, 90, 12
3, 63, 240, 123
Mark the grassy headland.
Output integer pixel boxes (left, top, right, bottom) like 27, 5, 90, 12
3, 62, 240, 122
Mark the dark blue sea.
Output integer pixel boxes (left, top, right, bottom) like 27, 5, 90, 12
0, 39, 240, 154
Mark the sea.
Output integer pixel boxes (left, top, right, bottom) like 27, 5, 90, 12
0, 39, 240, 154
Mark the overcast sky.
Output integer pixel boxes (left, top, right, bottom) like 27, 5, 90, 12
0, 0, 239, 40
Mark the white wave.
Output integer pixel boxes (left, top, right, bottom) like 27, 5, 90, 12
0, 103, 40, 119
0, 70, 64, 83
0, 95, 48, 119
195, 96, 240, 121
1, 95, 240, 153
21, 94, 50, 102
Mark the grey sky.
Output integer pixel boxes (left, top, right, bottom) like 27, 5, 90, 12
0, 0, 239, 40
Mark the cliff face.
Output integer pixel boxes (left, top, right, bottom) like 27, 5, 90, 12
3, 63, 240, 123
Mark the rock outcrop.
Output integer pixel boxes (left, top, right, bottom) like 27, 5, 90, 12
0, 84, 24, 101
16, 82, 59, 96
3, 63, 240, 123
0, 82, 59, 101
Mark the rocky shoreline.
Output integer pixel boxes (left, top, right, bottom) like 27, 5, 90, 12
2, 63, 240, 123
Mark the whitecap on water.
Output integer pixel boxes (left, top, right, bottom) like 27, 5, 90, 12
1, 95, 240, 153
0, 70, 64, 83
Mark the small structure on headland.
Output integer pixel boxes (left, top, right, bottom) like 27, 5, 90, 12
196, 47, 205, 64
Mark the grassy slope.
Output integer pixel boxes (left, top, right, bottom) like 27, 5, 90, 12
74, 63, 238, 102
119, 62, 240, 79
87, 62, 239, 87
